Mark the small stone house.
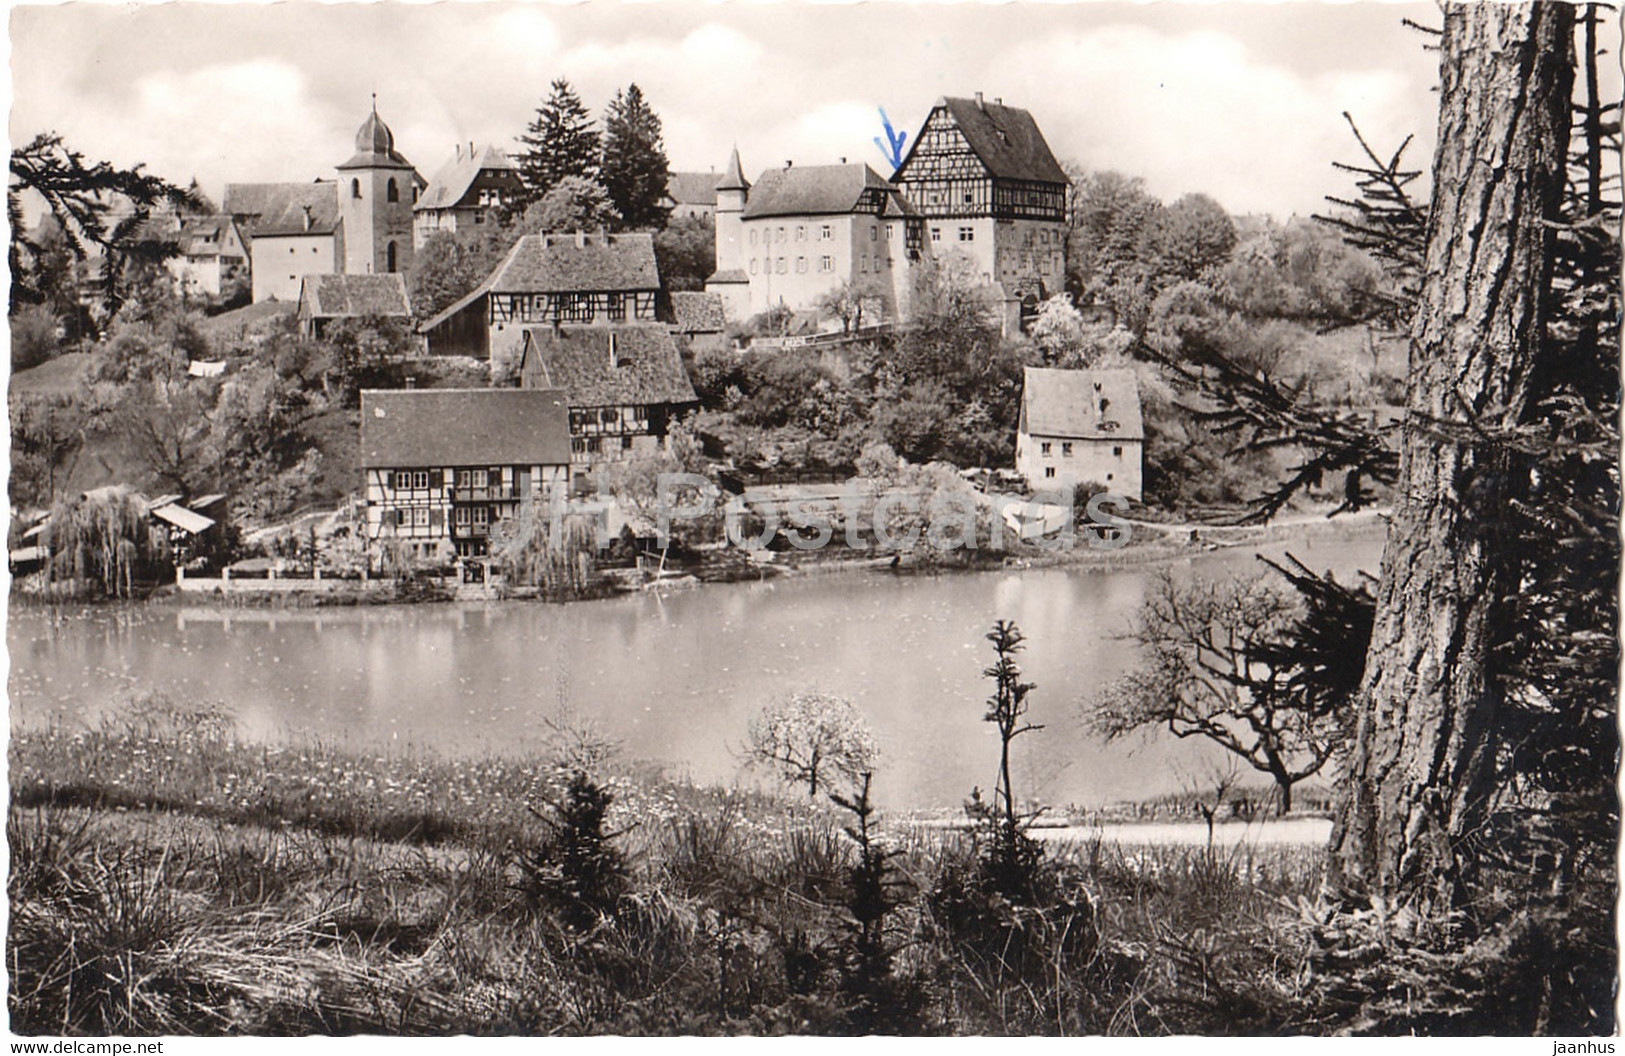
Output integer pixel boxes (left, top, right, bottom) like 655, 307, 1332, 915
1016, 366, 1144, 502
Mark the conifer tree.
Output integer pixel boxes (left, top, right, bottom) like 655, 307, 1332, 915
515, 78, 601, 208
600, 83, 671, 230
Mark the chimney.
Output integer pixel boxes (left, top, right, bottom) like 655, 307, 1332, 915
839, 156, 847, 164
785, 160, 793, 169
975, 91, 985, 110
994, 97, 1003, 105
301, 205, 313, 232
469, 140, 474, 159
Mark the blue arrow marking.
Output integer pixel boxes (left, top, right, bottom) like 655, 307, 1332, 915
874, 108, 908, 171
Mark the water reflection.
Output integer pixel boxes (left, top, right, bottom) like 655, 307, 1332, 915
9, 535, 1382, 809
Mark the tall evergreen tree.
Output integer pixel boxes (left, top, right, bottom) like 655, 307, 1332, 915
515, 78, 601, 208
600, 83, 671, 230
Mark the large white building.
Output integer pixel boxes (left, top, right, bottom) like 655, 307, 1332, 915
706, 94, 1070, 330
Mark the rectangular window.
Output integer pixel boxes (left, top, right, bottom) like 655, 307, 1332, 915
1040, 442, 1051, 456
870, 226, 878, 242
1062, 442, 1073, 457
776, 227, 785, 243
471, 506, 489, 527
457, 469, 488, 489
749, 229, 757, 245
1044, 467, 1056, 479
1113, 446, 1124, 457
621, 435, 635, 451
411, 507, 430, 528
820, 224, 832, 240
776, 257, 786, 274
860, 256, 868, 273
796, 226, 806, 241
958, 226, 974, 242
930, 227, 941, 242
606, 292, 626, 321
796, 257, 807, 273
820, 256, 833, 273
750, 259, 758, 275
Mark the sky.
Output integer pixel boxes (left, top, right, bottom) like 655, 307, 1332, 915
9, 1, 1452, 220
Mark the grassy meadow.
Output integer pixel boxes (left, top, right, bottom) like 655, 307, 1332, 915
7, 695, 1603, 1036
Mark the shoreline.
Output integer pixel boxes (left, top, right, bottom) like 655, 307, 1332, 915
11, 507, 1389, 611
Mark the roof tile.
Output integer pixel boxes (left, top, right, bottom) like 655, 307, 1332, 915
360, 388, 573, 468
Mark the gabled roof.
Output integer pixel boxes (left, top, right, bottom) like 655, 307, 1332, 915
1021, 367, 1143, 441
416, 145, 518, 213
176, 215, 244, 257
224, 181, 340, 237
519, 324, 698, 408
360, 388, 572, 468
421, 232, 660, 331
299, 273, 413, 320
899, 97, 1069, 186
666, 171, 721, 207
742, 163, 895, 220
670, 292, 727, 333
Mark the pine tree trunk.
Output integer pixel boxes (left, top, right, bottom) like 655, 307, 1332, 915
1328, 2, 1574, 907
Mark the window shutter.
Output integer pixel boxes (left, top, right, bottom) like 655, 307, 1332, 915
429, 508, 444, 529
431, 469, 444, 489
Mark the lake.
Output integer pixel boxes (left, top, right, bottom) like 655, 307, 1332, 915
7, 530, 1383, 810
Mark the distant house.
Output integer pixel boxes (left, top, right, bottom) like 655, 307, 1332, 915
663, 171, 722, 220
1016, 367, 1143, 502
298, 273, 414, 340
669, 291, 729, 354
414, 144, 523, 246
419, 230, 662, 363
359, 388, 573, 565
165, 215, 249, 298
517, 323, 699, 466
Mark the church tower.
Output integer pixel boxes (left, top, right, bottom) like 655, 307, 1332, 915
705, 146, 752, 320
336, 102, 419, 277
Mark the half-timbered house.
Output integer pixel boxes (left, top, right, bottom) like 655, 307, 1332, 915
413, 144, 522, 246
892, 94, 1071, 317
419, 231, 661, 363
359, 388, 573, 565
517, 324, 699, 467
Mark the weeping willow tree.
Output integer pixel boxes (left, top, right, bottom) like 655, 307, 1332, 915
488, 498, 599, 599
42, 488, 166, 598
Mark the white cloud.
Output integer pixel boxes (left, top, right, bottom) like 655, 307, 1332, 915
985, 25, 1428, 216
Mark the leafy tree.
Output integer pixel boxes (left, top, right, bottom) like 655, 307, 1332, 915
745, 691, 879, 798
209, 362, 302, 479
9, 394, 85, 507
410, 226, 513, 322
515, 175, 620, 235
1088, 571, 1357, 814
316, 314, 413, 407
818, 280, 867, 334
1149, 192, 1238, 282
115, 377, 214, 495
10, 303, 61, 372
1064, 167, 1163, 326
9, 132, 196, 321
515, 78, 601, 208
653, 213, 715, 292
41, 486, 165, 597
600, 83, 671, 230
